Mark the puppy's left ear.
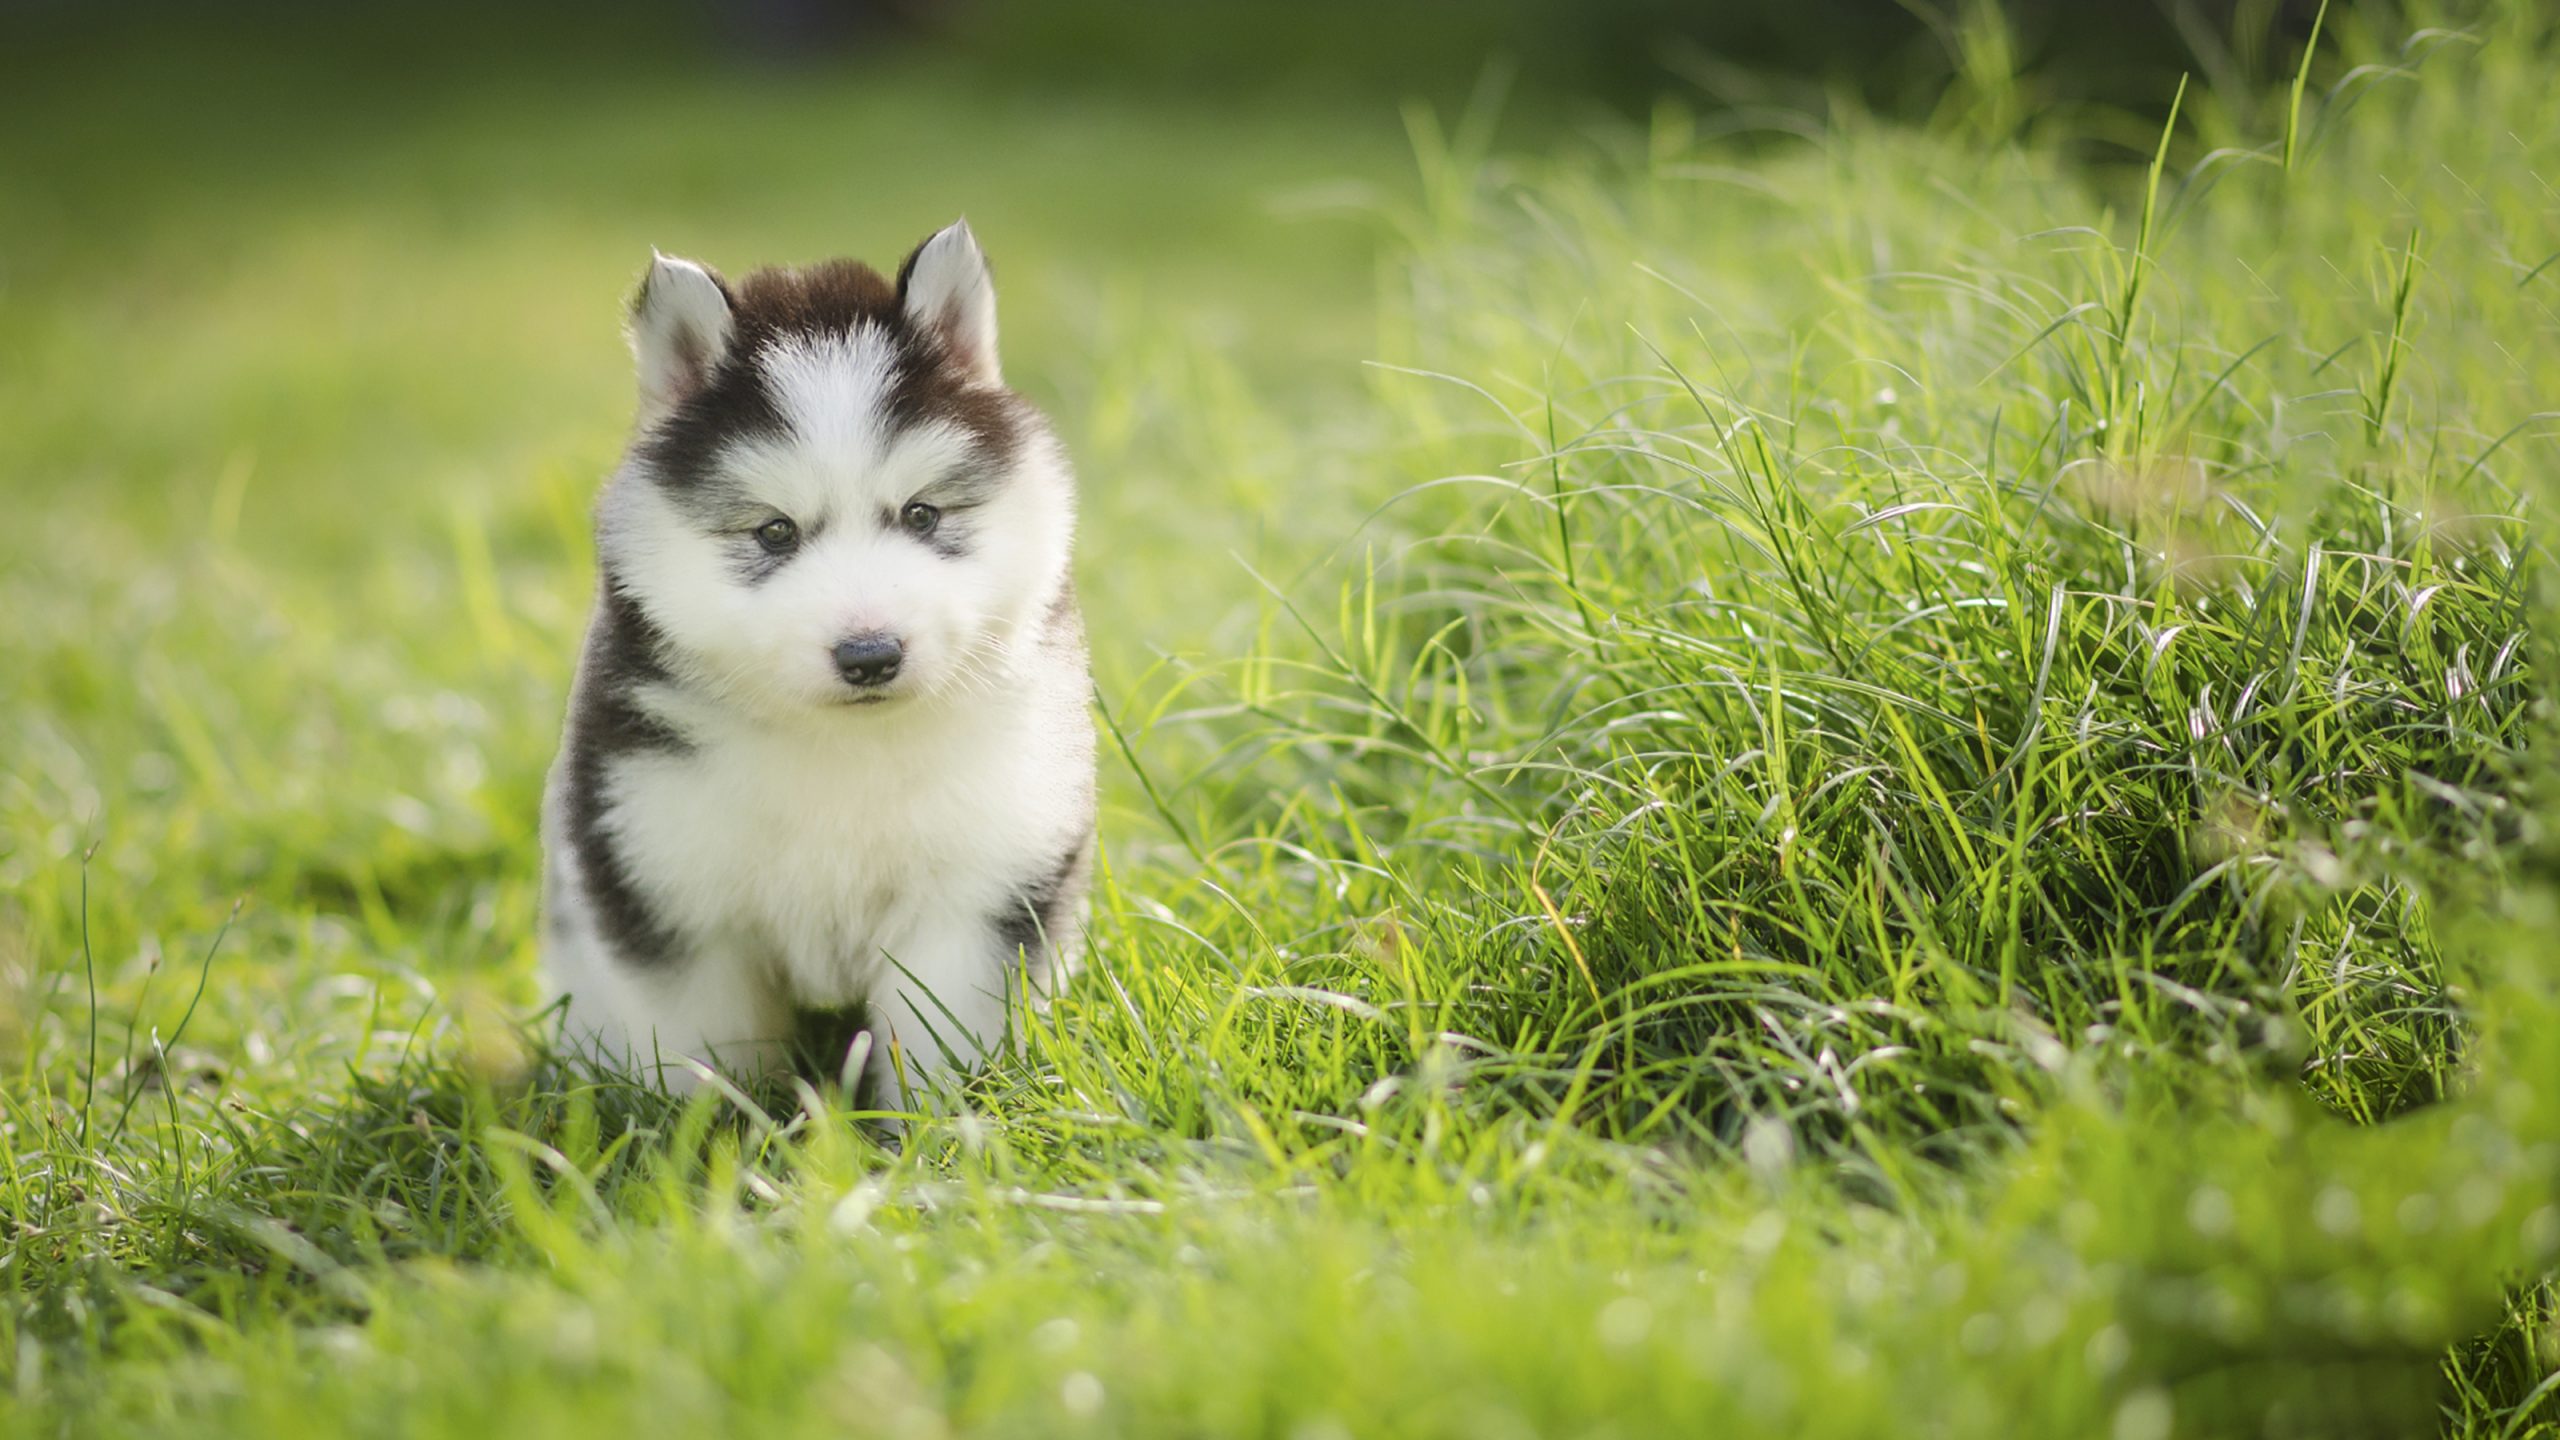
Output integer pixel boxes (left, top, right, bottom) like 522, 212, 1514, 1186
630, 251, 734, 421
898, 219, 1000, 386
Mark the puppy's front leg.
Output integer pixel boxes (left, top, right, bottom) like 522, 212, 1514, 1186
618, 944, 793, 1092
863, 914, 1017, 1110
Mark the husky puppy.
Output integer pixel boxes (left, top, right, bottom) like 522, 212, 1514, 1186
540, 222, 1095, 1100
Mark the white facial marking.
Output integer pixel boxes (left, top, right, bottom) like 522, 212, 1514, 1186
755, 329, 898, 469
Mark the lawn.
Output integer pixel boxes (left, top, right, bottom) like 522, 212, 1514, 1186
3, 2, 2557, 1436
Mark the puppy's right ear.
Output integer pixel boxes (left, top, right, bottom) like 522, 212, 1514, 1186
629, 252, 733, 420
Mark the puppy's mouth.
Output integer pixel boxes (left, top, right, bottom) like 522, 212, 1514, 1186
834, 691, 902, 708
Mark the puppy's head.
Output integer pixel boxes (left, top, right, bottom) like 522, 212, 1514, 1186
600, 222, 1072, 717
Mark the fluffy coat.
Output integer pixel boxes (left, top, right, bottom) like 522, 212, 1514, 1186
539, 222, 1095, 1099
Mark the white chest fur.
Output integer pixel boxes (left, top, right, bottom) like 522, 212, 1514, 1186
601, 686, 1084, 1008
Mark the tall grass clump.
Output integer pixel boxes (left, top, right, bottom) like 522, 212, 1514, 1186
1124, 2, 2551, 1155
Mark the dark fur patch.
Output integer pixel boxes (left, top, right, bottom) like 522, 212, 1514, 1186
994, 833, 1094, 970
564, 577, 691, 969
787, 1000, 874, 1088
729, 539, 793, 586
881, 346, 1025, 474
634, 244, 1027, 512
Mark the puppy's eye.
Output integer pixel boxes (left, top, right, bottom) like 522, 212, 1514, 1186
899, 501, 941, 538
754, 517, 800, 554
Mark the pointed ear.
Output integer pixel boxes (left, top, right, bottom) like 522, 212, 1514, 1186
629, 252, 733, 418
898, 220, 1000, 386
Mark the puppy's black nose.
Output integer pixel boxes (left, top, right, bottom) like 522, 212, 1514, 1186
832, 633, 904, 688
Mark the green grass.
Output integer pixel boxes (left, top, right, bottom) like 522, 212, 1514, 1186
4, 2, 2559, 1436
